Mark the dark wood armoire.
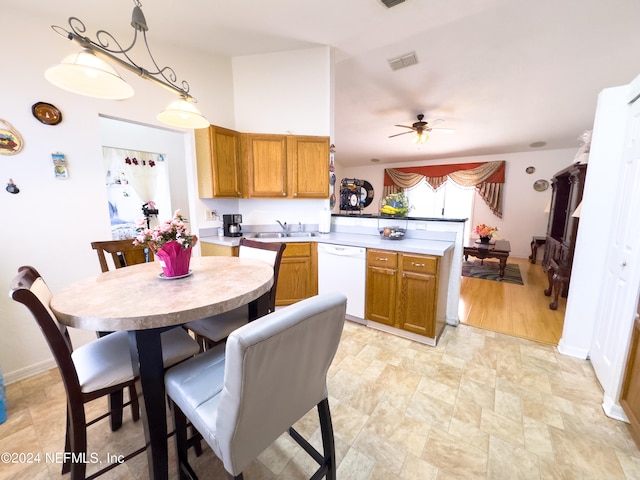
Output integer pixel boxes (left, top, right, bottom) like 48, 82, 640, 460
542, 162, 587, 310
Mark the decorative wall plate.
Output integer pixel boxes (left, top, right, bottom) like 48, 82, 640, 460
533, 179, 549, 192
32, 102, 62, 125
360, 180, 375, 207
526, 166, 535, 174
0, 119, 24, 155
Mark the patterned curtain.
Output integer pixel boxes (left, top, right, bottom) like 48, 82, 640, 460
383, 161, 505, 218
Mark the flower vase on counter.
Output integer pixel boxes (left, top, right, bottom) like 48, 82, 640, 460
479, 236, 491, 244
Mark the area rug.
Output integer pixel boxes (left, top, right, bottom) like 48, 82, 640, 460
461, 260, 524, 285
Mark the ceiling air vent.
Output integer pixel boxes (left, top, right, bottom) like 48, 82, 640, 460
388, 51, 418, 71
381, 0, 406, 7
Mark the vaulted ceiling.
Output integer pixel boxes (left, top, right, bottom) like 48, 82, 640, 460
9, 0, 640, 166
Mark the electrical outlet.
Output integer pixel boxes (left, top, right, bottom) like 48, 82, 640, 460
205, 209, 217, 221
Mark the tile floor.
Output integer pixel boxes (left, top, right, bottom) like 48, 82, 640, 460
2, 321, 640, 479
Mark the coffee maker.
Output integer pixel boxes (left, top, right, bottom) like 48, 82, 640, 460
223, 214, 242, 237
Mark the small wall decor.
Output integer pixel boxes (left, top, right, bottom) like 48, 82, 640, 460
533, 179, 549, 192
525, 166, 535, 174
52, 152, 68, 179
0, 119, 24, 155
6, 178, 19, 194
32, 102, 62, 125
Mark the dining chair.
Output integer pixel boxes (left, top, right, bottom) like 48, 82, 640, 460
165, 292, 347, 480
10, 265, 201, 480
186, 238, 286, 349
91, 239, 153, 272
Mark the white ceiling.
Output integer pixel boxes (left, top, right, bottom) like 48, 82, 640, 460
8, 0, 640, 166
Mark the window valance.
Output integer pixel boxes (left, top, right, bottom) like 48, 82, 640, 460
383, 161, 505, 218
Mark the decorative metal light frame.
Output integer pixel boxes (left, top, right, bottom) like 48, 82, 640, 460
46, 0, 209, 129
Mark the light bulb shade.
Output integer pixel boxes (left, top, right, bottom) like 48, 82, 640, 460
412, 132, 429, 144
45, 49, 134, 100
157, 97, 210, 129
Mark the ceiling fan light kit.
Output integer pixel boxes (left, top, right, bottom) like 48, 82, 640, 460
45, 0, 209, 129
389, 114, 454, 143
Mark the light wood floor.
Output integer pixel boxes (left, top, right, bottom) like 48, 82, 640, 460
459, 256, 566, 345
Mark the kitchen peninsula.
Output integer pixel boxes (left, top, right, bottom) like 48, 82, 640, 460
200, 214, 466, 345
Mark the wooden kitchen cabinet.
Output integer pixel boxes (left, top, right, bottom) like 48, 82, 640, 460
243, 133, 289, 197
396, 254, 439, 337
200, 243, 238, 257
195, 125, 243, 198
287, 135, 330, 198
366, 249, 443, 340
365, 250, 398, 327
275, 242, 318, 306
244, 133, 329, 199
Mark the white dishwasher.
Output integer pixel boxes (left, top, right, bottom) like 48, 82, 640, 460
317, 243, 366, 324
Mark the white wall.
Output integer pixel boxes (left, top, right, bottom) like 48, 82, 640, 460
232, 47, 332, 135
0, 6, 232, 382
338, 148, 578, 258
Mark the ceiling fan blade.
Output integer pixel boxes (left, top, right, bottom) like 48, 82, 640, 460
430, 128, 456, 134
394, 124, 415, 130
429, 118, 445, 126
389, 131, 413, 138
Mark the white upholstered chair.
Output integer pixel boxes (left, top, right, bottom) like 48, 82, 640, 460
10, 265, 201, 480
165, 292, 347, 480
186, 238, 286, 349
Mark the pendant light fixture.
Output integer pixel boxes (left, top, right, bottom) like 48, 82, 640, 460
45, 0, 209, 129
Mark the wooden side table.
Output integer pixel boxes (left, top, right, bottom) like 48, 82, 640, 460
529, 235, 546, 264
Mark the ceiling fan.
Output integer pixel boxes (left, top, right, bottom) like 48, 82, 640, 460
389, 114, 455, 143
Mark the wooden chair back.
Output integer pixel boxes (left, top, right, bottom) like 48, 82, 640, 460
91, 239, 153, 272
10, 266, 83, 406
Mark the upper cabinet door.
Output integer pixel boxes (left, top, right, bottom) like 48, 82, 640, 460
195, 126, 242, 198
288, 136, 330, 198
244, 134, 288, 197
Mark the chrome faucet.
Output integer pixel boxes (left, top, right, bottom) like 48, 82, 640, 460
276, 220, 288, 233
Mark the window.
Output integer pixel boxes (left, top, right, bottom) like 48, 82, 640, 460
405, 178, 475, 237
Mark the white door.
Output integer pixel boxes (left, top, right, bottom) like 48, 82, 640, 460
590, 89, 640, 419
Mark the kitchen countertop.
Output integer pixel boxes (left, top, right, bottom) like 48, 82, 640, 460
200, 232, 454, 257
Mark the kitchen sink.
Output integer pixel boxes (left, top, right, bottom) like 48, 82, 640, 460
250, 231, 319, 239
251, 232, 286, 238
286, 232, 319, 237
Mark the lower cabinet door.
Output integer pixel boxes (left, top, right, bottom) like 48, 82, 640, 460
365, 265, 397, 326
397, 270, 436, 337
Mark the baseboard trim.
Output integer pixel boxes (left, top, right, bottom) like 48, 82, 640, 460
602, 397, 630, 423
557, 338, 590, 359
4, 358, 56, 385
366, 321, 437, 347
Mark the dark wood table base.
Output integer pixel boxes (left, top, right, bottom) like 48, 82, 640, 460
529, 236, 546, 264
463, 240, 511, 278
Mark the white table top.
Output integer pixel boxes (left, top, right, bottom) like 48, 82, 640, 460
51, 256, 274, 331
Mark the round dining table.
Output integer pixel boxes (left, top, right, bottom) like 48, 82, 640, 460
50, 256, 274, 480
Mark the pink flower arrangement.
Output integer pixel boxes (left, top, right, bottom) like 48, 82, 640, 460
473, 223, 498, 238
134, 210, 198, 252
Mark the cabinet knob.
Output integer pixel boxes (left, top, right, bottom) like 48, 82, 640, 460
282, 192, 286, 196
237, 191, 241, 196
293, 193, 298, 197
